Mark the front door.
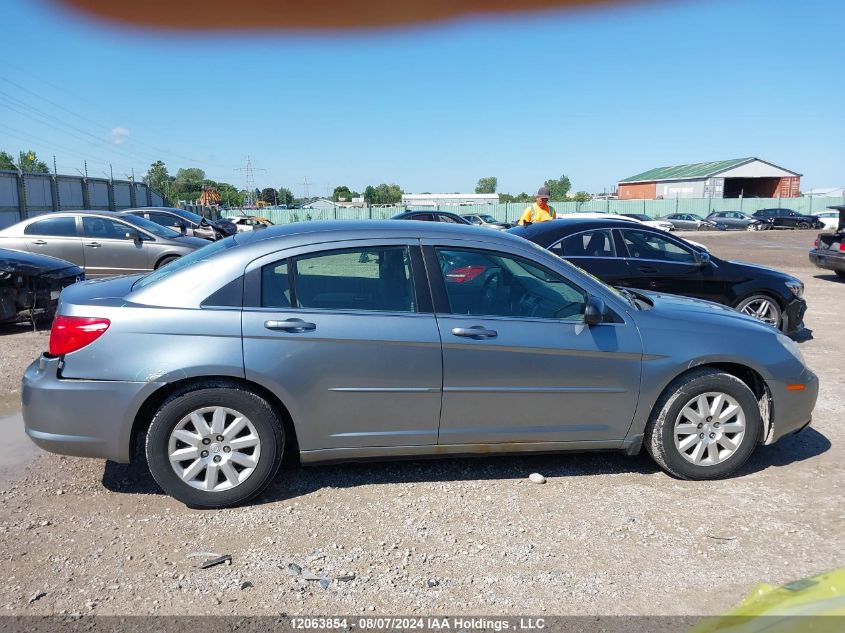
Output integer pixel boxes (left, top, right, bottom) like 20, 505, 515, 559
241, 241, 443, 452
80, 216, 150, 277
428, 243, 642, 445
617, 227, 725, 303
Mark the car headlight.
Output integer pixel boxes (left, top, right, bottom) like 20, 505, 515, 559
776, 331, 805, 365
786, 281, 804, 299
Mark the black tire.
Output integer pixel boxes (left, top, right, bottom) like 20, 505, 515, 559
745, 223, 757, 231
146, 383, 284, 508
155, 255, 179, 269
836, 271, 845, 280
734, 293, 783, 330
645, 368, 762, 480
797, 221, 810, 230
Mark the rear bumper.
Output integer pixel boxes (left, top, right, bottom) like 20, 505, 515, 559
809, 249, 845, 273
766, 369, 819, 444
22, 355, 162, 463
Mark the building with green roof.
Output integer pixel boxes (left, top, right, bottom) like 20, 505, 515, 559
618, 157, 801, 200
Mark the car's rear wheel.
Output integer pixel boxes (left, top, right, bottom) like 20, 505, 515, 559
645, 369, 761, 480
146, 384, 284, 508
155, 255, 179, 269
735, 294, 782, 329
746, 223, 758, 231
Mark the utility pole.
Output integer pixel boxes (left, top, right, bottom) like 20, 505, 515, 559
299, 176, 311, 201
234, 156, 266, 209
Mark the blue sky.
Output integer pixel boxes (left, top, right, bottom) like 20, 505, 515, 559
1, 0, 843, 197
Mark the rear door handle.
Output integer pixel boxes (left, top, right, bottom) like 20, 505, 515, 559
85, 242, 102, 248
264, 318, 316, 332
638, 265, 658, 273
451, 326, 498, 339
31, 239, 47, 245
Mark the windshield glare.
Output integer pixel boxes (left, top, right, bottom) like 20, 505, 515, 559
122, 214, 181, 238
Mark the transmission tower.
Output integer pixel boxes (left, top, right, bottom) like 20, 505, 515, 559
234, 156, 266, 209
299, 176, 311, 201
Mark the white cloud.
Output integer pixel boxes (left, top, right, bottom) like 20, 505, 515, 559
110, 127, 130, 145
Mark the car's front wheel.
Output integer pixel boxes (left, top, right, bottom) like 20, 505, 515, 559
645, 369, 762, 479
797, 221, 810, 230
735, 294, 782, 329
146, 384, 284, 508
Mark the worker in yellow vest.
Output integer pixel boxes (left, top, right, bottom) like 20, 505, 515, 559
517, 186, 557, 225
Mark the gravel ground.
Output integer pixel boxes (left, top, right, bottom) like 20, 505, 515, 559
1, 229, 843, 616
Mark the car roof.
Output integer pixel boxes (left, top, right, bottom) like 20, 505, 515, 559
509, 217, 652, 245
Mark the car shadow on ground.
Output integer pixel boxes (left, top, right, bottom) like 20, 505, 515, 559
101, 427, 831, 505
814, 273, 844, 284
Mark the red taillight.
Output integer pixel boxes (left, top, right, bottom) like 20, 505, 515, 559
839, 243, 845, 252
49, 316, 111, 356
445, 265, 487, 283
813, 238, 819, 248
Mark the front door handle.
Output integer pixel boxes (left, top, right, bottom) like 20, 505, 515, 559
31, 239, 47, 245
451, 326, 498, 339
85, 242, 102, 248
264, 318, 316, 332
638, 265, 658, 273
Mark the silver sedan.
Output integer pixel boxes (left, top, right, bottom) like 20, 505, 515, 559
0, 211, 209, 277
22, 222, 818, 507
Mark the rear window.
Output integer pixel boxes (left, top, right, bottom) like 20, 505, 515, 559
132, 236, 236, 290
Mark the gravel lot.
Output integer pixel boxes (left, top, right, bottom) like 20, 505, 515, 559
1, 229, 843, 616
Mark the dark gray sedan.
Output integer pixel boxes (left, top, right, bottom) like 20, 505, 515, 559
0, 211, 209, 277
22, 222, 818, 507
705, 211, 769, 231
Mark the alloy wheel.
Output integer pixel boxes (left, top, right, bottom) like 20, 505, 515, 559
673, 392, 746, 466
738, 297, 779, 326
167, 406, 261, 491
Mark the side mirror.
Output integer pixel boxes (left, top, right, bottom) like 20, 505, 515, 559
179, 222, 188, 235
126, 231, 142, 244
695, 250, 711, 267
584, 296, 606, 326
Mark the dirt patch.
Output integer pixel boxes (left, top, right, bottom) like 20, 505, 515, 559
1, 230, 843, 616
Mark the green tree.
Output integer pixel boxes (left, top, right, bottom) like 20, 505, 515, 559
143, 160, 173, 200
16, 150, 50, 173
363, 185, 376, 206
172, 168, 206, 195
277, 187, 295, 206
570, 191, 591, 202
333, 185, 353, 201
544, 174, 571, 200
475, 177, 497, 194
0, 151, 16, 171
260, 187, 278, 204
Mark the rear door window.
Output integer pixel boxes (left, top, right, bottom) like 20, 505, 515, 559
621, 229, 695, 263
551, 229, 616, 257
24, 216, 78, 237
82, 216, 140, 240
261, 246, 417, 313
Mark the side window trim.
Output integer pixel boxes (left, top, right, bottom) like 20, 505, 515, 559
618, 228, 695, 263
551, 228, 617, 258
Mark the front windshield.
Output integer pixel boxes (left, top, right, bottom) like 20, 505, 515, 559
133, 235, 238, 290
479, 215, 497, 222
121, 213, 181, 238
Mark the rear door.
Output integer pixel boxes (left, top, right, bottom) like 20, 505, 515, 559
80, 216, 150, 277
241, 239, 443, 452
426, 240, 642, 445
22, 215, 84, 266
548, 228, 630, 285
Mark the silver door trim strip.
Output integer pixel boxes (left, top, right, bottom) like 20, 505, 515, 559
443, 386, 627, 394
328, 387, 441, 393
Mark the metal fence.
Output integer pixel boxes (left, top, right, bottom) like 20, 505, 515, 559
0, 169, 166, 229
222, 196, 845, 226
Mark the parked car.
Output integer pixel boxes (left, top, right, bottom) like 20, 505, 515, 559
510, 218, 807, 334
120, 207, 237, 241
752, 208, 824, 230
461, 213, 511, 230
0, 211, 210, 277
619, 213, 675, 232
812, 209, 841, 231
705, 211, 771, 231
23, 222, 817, 508
392, 210, 473, 224
660, 213, 725, 231
808, 206, 845, 279
558, 213, 709, 251
228, 216, 275, 232
0, 248, 83, 324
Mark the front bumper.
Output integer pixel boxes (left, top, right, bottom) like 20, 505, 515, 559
782, 297, 807, 335
765, 369, 819, 444
809, 249, 845, 273
22, 354, 162, 463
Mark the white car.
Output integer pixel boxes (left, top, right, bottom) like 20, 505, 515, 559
813, 210, 840, 230
227, 216, 274, 232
